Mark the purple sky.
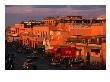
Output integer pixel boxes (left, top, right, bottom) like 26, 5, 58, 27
5, 5, 106, 25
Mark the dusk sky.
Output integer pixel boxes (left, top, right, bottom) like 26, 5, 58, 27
5, 5, 106, 25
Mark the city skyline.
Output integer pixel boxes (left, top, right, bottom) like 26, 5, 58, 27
5, 5, 106, 25
5, 5, 106, 70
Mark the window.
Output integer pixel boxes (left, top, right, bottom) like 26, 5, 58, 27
37, 32, 40, 37
57, 32, 61, 35
41, 32, 42, 37
43, 31, 45, 37
45, 32, 47, 36
91, 49, 100, 55
50, 31, 53, 35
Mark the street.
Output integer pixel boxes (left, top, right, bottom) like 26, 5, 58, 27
5, 42, 106, 70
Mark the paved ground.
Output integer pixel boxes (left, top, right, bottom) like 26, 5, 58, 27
5, 42, 106, 70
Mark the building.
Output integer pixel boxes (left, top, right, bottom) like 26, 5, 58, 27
43, 17, 57, 26
5, 15, 106, 64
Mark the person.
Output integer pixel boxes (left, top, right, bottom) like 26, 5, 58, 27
86, 52, 90, 66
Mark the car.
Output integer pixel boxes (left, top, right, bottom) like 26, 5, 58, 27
26, 56, 38, 60
23, 63, 37, 70
33, 50, 37, 54
25, 59, 33, 64
50, 59, 61, 67
23, 58, 38, 70
22, 59, 33, 69
50, 62, 60, 66
22, 63, 29, 70
17, 49, 22, 53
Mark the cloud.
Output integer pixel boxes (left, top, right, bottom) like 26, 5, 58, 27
5, 5, 106, 25
5, 5, 105, 15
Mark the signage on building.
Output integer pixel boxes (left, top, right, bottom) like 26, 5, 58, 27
61, 47, 76, 57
